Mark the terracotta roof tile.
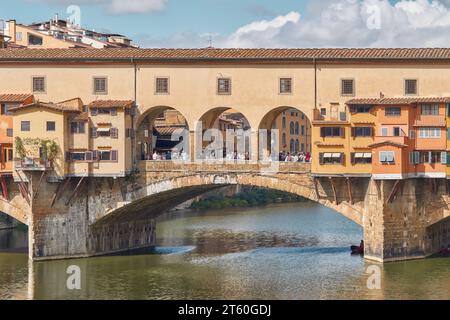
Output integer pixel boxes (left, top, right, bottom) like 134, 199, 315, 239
347, 97, 450, 105
1, 48, 450, 62
0, 93, 33, 103
9, 101, 80, 113
71, 112, 89, 122
369, 141, 408, 148
88, 100, 134, 108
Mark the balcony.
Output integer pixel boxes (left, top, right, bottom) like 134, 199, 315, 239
313, 108, 348, 124
373, 135, 409, 146
15, 158, 53, 171
413, 115, 446, 128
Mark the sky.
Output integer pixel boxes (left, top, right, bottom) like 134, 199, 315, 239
2, 0, 450, 48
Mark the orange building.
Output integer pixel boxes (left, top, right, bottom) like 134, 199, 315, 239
347, 98, 449, 180
0, 94, 34, 175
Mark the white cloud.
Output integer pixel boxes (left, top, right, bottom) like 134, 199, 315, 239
217, 0, 450, 48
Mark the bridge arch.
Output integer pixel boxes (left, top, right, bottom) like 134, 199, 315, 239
92, 173, 364, 228
258, 106, 312, 158
135, 105, 190, 160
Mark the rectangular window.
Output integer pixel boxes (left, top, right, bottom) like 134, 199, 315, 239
97, 128, 111, 137
69, 152, 86, 161
419, 128, 441, 139
352, 127, 373, 137
341, 79, 355, 96
28, 34, 43, 46
32, 76, 46, 93
16, 32, 22, 41
393, 127, 401, 137
217, 78, 231, 95
381, 127, 388, 137
320, 127, 344, 137
21, 121, 30, 132
410, 130, 416, 139
93, 77, 107, 94
350, 105, 372, 113
319, 153, 344, 165
405, 79, 418, 95
97, 150, 118, 162
1, 103, 13, 115
447, 103, 450, 117
155, 77, 169, 94
351, 152, 372, 164
6, 128, 13, 137
46, 121, 55, 132
71, 122, 85, 134
421, 104, 439, 115
279, 78, 292, 94
380, 151, 395, 164
385, 107, 401, 116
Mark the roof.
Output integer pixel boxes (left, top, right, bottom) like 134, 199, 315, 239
2, 48, 450, 62
88, 100, 134, 109
369, 141, 408, 148
9, 101, 80, 113
347, 97, 450, 105
0, 93, 33, 103
71, 112, 89, 122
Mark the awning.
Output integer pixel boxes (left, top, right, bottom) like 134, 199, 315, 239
323, 153, 333, 158
97, 128, 111, 133
355, 153, 364, 158
363, 153, 372, 158
332, 153, 341, 158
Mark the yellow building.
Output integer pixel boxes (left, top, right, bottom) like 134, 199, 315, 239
273, 108, 311, 154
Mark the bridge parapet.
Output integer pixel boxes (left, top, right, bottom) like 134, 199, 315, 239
139, 161, 311, 173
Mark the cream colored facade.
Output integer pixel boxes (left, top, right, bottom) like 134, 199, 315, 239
2, 49, 450, 178
6, 21, 74, 48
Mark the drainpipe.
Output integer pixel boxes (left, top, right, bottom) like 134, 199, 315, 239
313, 57, 317, 110
131, 58, 137, 172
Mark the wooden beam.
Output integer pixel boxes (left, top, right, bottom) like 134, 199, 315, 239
18, 182, 30, 206
329, 177, 338, 204
65, 177, 85, 206
0, 175, 9, 200
50, 180, 64, 208
386, 180, 401, 205
107, 177, 114, 191
313, 177, 320, 201
346, 178, 354, 205
56, 177, 71, 201
32, 171, 46, 200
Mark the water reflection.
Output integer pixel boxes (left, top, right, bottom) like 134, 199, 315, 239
0, 203, 449, 300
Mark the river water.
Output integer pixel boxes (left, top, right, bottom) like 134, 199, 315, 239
0, 202, 449, 300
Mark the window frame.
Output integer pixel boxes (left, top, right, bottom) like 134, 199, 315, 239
279, 77, 293, 95
385, 107, 401, 117
155, 77, 170, 95
46, 121, 56, 132
32, 76, 46, 93
217, 77, 232, 95
404, 79, 418, 96
341, 78, 355, 97
21, 121, 30, 132
93, 76, 108, 95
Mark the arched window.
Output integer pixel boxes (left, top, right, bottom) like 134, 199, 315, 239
290, 139, 295, 153
295, 122, 299, 135
282, 117, 286, 129
290, 122, 295, 135
282, 133, 286, 146
295, 139, 300, 153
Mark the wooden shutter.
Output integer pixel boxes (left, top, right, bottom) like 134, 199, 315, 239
111, 150, 118, 162
320, 127, 325, 138
65, 152, 71, 162
91, 127, 97, 138
340, 153, 345, 165
351, 127, 355, 137
441, 152, 447, 165
340, 127, 345, 138
319, 153, 324, 165
111, 128, 119, 139
93, 150, 98, 161
110, 108, 117, 116
351, 153, 355, 164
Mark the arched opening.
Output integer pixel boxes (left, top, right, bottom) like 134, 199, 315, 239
196, 107, 251, 161
259, 107, 312, 162
0, 212, 28, 253
136, 106, 190, 161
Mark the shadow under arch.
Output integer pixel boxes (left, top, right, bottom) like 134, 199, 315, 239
91, 173, 363, 228
136, 105, 190, 160
258, 106, 312, 156
196, 107, 252, 159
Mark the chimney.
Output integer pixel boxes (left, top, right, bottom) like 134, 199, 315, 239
7, 20, 16, 43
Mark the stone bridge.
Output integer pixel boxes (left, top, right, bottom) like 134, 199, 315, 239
1, 161, 449, 263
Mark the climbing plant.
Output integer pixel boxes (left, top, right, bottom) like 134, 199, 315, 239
14, 137, 27, 160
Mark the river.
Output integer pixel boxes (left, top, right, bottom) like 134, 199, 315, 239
0, 202, 449, 300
